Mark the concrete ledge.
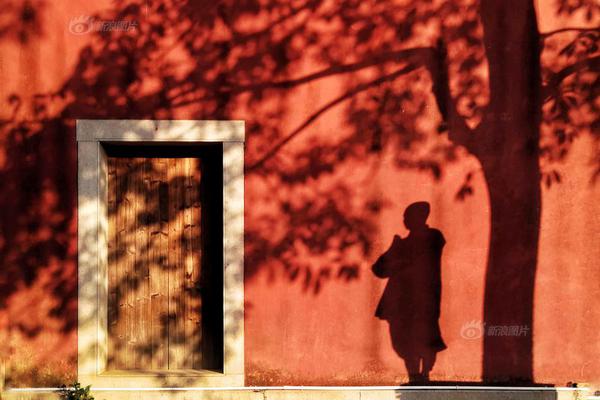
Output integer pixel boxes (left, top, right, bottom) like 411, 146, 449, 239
76, 120, 245, 142
2, 387, 589, 400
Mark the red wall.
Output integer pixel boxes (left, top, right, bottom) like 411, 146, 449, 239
0, 0, 598, 387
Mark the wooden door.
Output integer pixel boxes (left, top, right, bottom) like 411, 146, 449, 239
107, 156, 202, 371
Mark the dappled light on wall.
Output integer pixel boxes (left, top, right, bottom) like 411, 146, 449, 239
0, 0, 598, 388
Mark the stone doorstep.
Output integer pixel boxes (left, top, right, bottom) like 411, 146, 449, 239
0, 387, 590, 400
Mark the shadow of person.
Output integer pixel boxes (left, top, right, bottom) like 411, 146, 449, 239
372, 201, 447, 383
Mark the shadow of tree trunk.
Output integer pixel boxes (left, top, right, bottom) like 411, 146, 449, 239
478, 0, 542, 382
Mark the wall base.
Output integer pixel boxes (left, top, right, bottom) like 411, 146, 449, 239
1, 387, 589, 400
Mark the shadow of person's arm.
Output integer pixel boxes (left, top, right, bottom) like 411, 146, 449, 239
372, 234, 403, 278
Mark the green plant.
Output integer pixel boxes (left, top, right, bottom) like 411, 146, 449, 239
58, 381, 94, 400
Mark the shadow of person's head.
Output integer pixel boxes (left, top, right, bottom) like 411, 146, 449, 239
403, 201, 431, 231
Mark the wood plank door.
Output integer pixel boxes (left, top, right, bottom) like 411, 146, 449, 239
107, 156, 202, 371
